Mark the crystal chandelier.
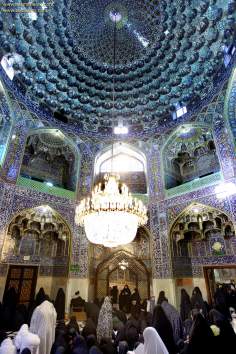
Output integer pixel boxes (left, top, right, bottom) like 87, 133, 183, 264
75, 12, 148, 247
75, 174, 147, 247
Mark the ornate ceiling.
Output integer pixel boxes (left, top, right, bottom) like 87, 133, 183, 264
0, 0, 235, 138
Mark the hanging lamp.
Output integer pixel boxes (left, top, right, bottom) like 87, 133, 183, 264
75, 11, 148, 247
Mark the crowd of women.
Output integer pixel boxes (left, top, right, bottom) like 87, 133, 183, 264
0, 284, 236, 354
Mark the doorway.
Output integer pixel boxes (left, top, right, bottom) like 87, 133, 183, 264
95, 250, 150, 301
4, 265, 38, 306
204, 265, 236, 305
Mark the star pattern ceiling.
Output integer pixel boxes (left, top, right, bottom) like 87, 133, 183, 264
0, 0, 235, 138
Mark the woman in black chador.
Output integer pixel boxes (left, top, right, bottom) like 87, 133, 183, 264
182, 313, 215, 354
2, 286, 18, 330
54, 288, 65, 321
110, 286, 118, 304
190, 287, 207, 318
152, 305, 177, 354
180, 289, 191, 322
157, 290, 168, 305
119, 285, 131, 312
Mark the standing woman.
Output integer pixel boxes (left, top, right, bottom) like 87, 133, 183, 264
182, 314, 215, 354
180, 289, 191, 322
96, 297, 113, 343
191, 287, 207, 318
152, 305, 177, 354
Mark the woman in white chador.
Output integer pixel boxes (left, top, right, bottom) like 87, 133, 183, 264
30, 300, 57, 354
0, 338, 17, 354
15, 324, 40, 354
128, 327, 169, 354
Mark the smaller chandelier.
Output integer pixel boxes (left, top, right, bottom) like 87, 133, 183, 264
119, 259, 129, 271
75, 174, 147, 247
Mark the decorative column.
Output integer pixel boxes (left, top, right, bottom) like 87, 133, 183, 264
213, 114, 236, 180
66, 141, 98, 307
146, 139, 176, 304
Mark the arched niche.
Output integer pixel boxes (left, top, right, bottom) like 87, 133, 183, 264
0, 80, 13, 166
89, 226, 151, 301
20, 129, 79, 191
94, 250, 150, 301
94, 143, 147, 194
1, 205, 71, 274
170, 203, 236, 278
162, 125, 220, 190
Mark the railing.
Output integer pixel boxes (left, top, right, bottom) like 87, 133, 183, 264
17, 176, 76, 200
165, 172, 222, 198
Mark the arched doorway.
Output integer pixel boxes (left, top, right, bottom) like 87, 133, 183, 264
1, 205, 71, 306
94, 250, 150, 301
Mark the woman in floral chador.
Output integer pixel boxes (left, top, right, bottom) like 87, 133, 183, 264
96, 296, 113, 343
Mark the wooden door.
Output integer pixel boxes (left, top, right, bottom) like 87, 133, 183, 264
4, 265, 38, 306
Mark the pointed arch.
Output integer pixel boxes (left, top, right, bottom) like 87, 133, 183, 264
161, 124, 221, 191
94, 249, 150, 300
169, 202, 236, 278
94, 143, 147, 194
19, 128, 80, 192
1, 205, 72, 275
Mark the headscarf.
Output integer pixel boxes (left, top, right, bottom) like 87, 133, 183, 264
96, 297, 112, 343
50, 327, 67, 354
0, 338, 16, 354
67, 316, 80, 334
82, 318, 96, 338
161, 301, 183, 343
99, 338, 116, 354
30, 300, 57, 354
89, 346, 102, 354
118, 341, 129, 354
180, 289, 191, 322
143, 327, 169, 354
157, 291, 168, 305
86, 334, 97, 349
152, 305, 176, 354
35, 288, 46, 306
54, 288, 65, 321
15, 324, 40, 354
72, 335, 88, 354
